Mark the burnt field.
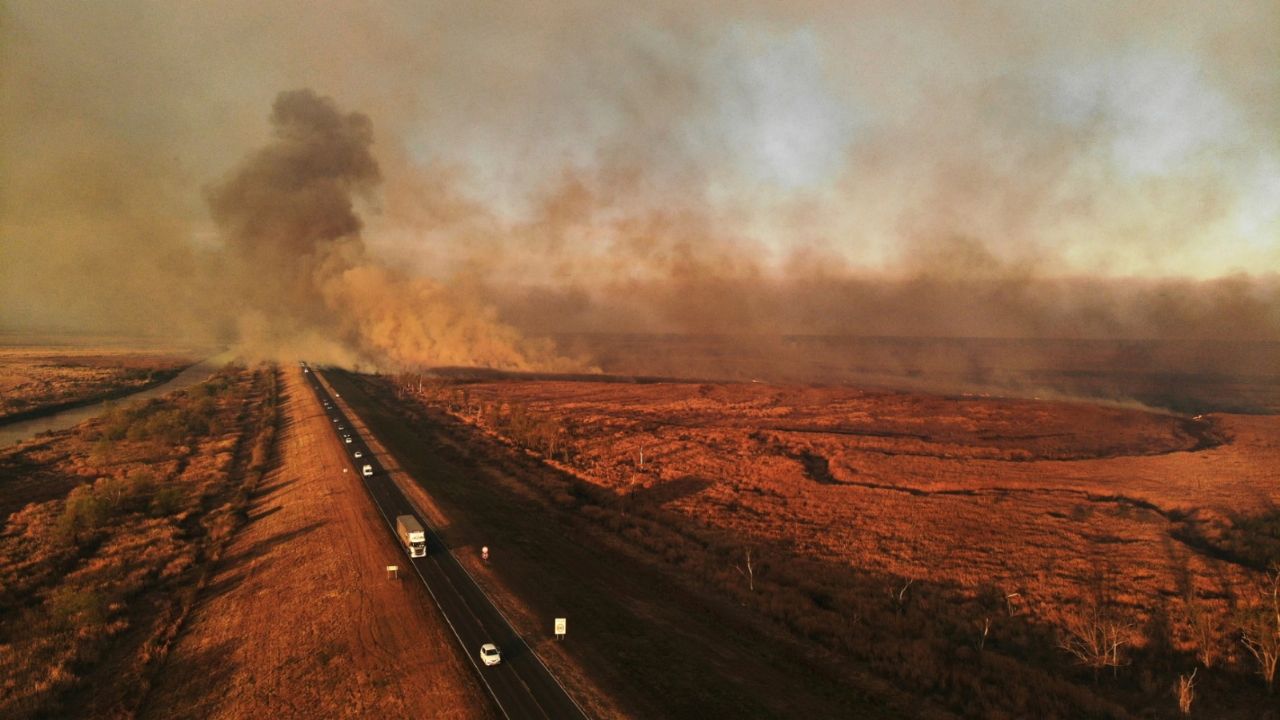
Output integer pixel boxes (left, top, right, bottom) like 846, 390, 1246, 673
360, 362, 1280, 719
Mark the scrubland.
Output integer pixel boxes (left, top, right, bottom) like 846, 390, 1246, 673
0, 347, 196, 423
0, 364, 279, 719
388, 373, 1280, 718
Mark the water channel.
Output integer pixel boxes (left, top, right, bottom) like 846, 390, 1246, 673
0, 352, 234, 448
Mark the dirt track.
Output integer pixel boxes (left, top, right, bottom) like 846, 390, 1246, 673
140, 367, 490, 719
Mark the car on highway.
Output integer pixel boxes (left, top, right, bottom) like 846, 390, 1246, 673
344, 436, 353, 444
479, 643, 502, 666
353, 450, 363, 459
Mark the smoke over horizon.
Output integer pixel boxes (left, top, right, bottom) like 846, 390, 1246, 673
207, 89, 578, 371
1, 2, 1277, 380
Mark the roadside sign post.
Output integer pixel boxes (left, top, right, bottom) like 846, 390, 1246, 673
554, 617, 566, 641
386, 565, 399, 580
481, 546, 489, 562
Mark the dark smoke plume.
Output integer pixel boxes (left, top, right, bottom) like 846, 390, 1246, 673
204, 89, 578, 371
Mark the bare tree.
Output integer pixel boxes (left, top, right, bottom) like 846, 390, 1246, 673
1060, 609, 1132, 676
1005, 591, 1022, 617
734, 548, 755, 592
1175, 667, 1196, 716
891, 578, 915, 613
1239, 565, 1280, 693
1183, 591, 1222, 668
1060, 564, 1132, 677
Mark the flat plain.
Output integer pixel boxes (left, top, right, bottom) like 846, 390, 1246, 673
382, 359, 1280, 718
0, 344, 197, 423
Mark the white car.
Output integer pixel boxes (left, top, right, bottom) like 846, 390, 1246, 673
344, 436, 353, 444
353, 450, 363, 459
479, 643, 501, 666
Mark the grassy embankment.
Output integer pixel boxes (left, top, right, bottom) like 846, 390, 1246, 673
0, 363, 281, 719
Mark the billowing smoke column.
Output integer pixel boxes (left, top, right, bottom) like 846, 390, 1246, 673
208, 89, 573, 371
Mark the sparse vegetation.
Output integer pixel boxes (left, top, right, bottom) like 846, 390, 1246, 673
0, 363, 280, 719
1175, 667, 1196, 715
1057, 566, 1132, 676
0, 348, 195, 423
1183, 590, 1223, 668
373, 371, 1280, 718
1238, 566, 1280, 692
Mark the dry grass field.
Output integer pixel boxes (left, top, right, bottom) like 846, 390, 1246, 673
0, 346, 197, 423
0, 364, 279, 719
0, 364, 487, 720
391, 372, 1280, 717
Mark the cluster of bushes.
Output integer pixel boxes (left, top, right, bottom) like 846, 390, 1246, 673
56, 469, 180, 540
0, 364, 280, 720
96, 394, 218, 446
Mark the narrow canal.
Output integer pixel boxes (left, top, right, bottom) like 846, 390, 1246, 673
0, 351, 233, 448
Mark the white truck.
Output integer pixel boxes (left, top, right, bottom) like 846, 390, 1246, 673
361, 464, 373, 477
396, 515, 427, 557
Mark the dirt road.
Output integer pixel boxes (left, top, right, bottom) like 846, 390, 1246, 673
140, 367, 491, 719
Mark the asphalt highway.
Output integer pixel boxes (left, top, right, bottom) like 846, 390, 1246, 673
301, 364, 588, 720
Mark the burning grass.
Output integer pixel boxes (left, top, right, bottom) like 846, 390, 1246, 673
0, 363, 280, 719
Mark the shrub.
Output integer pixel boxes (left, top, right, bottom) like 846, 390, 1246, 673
59, 484, 110, 540
150, 485, 185, 517
47, 587, 106, 629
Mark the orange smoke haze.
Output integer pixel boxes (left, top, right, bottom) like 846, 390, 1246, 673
207, 90, 577, 371
1, 2, 1277, 378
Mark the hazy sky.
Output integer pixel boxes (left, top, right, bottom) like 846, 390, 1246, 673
2, 1, 1277, 350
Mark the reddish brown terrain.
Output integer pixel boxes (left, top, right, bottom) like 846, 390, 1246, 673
3, 342, 1273, 718
0, 345, 197, 423
469, 381, 1271, 602
140, 367, 490, 719
382, 372, 1280, 717
0, 362, 486, 720
0, 364, 279, 718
